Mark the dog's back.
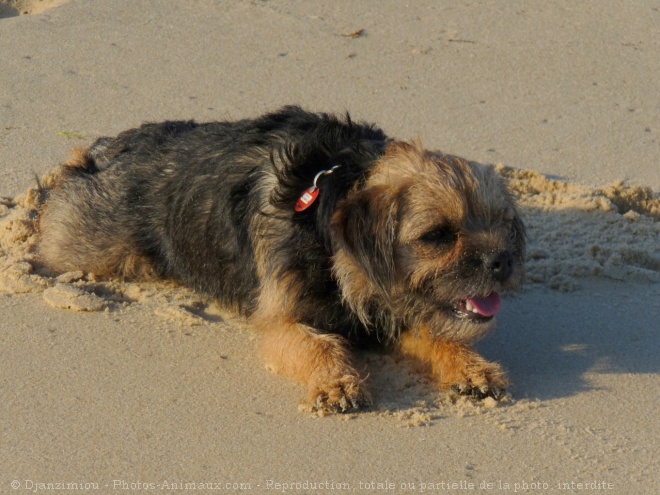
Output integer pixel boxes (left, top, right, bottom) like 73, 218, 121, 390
39, 106, 387, 315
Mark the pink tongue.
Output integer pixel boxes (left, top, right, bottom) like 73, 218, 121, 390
468, 292, 502, 317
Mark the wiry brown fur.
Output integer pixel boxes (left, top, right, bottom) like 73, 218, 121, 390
38, 107, 525, 412
39, 148, 159, 279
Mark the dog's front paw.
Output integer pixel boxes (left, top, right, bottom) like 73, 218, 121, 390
441, 354, 508, 401
306, 374, 372, 414
450, 381, 506, 401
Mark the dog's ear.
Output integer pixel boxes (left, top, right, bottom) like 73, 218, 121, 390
332, 185, 399, 293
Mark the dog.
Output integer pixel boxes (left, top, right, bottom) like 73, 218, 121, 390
38, 106, 525, 413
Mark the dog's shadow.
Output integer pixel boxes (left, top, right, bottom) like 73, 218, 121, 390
477, 278, 659, 401
473, 168, 659, 401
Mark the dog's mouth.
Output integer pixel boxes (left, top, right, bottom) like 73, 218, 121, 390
452, 292, 502, 323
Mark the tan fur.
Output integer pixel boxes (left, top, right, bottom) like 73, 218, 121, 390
331, 249, 377, 327
63, 147, 94, 169
256, 318, 369, 412
399, 328, 508, 394
251, 268, 371, 412
329, 141, 520, 396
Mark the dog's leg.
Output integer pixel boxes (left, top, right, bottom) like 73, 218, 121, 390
255, 317, 370, 413
399, 328, 508, 400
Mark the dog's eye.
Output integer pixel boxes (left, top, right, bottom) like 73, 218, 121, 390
420, 227, 458, 246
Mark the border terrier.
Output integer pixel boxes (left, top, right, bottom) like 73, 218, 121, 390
38, 106, 525, 412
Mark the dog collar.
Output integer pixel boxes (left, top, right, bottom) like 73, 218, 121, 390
295, 165, 340, 212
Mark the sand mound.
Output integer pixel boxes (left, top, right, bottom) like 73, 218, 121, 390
43, 284, 106, 312
497, 165, 659, 291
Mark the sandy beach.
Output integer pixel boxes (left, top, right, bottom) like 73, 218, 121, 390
1, 1, 658, 494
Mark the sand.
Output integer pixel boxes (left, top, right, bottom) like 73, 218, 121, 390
1, 1, 658, 494
0, 0, 68, 17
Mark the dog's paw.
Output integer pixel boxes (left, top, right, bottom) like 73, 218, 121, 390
439, 352, 509, 401
306, 374, 372, 414
450, 382, 506, 401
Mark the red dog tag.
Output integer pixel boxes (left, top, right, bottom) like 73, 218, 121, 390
294, 165, 341, 213
295, 187, 319, 212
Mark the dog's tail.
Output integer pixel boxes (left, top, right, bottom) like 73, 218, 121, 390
31, 144, 102, 211
34, 138, 111, 228
60, 135, 119, 177
61, 146, 99, 175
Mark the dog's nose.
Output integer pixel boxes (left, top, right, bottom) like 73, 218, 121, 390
485, 251, 513, 282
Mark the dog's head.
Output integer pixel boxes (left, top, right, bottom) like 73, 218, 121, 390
332, 141, 525, 341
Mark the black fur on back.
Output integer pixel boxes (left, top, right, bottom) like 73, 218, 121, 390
53, 106, 391, 342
